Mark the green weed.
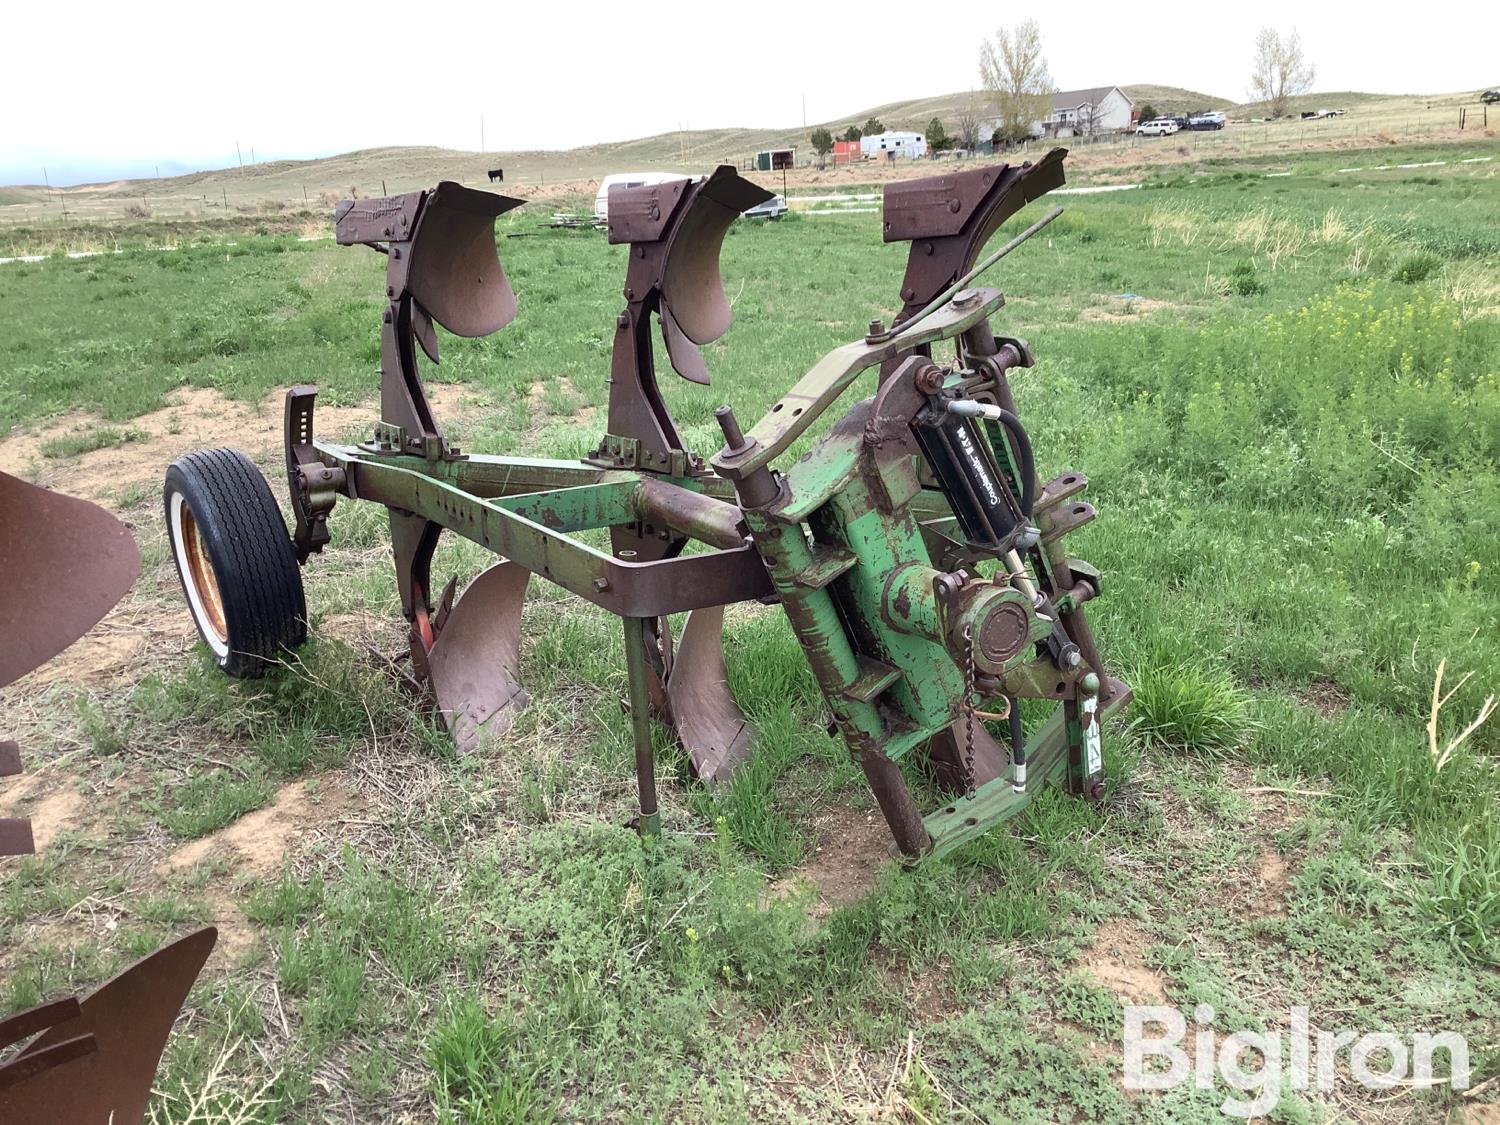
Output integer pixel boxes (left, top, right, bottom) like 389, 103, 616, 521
39, 424, 147, 458
1392, 251, 1442, 283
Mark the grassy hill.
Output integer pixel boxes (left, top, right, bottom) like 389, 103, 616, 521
1, 83, 1486, 230
1122, 84, 1234, 115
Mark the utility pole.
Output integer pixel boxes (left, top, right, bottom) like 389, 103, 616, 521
236, 141, 242, 166
42, 167, 51, 202
802, 93, 806, 128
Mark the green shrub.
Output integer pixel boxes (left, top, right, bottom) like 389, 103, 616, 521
1391, 252, 1441, 283
1230, 262, 1267, 296
1418, 816, 1500, 963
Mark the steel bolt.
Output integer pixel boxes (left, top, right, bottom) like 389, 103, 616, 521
914, 364, 945, 395
868, 317, 884, 336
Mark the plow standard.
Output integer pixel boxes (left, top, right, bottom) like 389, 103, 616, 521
164, 148, 1129, 861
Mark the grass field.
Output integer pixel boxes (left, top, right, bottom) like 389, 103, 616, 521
1, 139, 1498, 1122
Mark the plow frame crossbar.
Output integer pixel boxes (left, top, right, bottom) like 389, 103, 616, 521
314, 446, 772, 617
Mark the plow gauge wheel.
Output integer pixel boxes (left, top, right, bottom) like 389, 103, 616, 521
164, 448, 307, 678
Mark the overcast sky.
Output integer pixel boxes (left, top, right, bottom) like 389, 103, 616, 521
4, 0, 1495, 186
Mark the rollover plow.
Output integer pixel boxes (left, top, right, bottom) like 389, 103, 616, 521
166, 150, 1128, 860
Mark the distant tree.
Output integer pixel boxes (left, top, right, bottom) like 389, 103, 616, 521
955, 108, 984, 151
810, 127, 834, 164
842, 124, 863, 142
1073, 100, 1107, 137
1138, 103, 1157, 123
862, 117, 886, 137
926, 117, 953, 152
980, 20, 1054, 147
1249, 27, 1315, 118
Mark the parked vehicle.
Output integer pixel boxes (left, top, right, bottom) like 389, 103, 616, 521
1187, 111, 1226, 130
744, 195, 788, 220
1482, 89, 1500, 104
1135, 118, 1181, 137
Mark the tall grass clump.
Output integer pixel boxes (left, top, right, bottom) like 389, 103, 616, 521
1127, 657, 1251, 756
1418, 817, 1500, 964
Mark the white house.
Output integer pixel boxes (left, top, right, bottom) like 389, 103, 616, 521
1041, 86, 1135, 137
859, 130, 928, 159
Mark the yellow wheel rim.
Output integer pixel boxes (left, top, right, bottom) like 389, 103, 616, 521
180, 505, 227, 645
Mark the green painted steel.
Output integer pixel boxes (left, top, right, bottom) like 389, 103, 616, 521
921, 685, 1128, 860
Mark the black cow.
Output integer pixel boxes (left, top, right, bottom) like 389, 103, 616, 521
487, 168, 504, 183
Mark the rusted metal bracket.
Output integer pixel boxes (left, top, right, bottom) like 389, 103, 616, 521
335, 183, 524, 461
589, 165, 772, 475
285, 386, 345, 562
884, 149, 1067, 320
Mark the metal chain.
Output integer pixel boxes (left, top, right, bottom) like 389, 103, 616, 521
962, 623, 977, 799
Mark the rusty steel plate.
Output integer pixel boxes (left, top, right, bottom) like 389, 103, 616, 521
407, 182, 525, 338
427, 560, 531, 753
607, 178, 688, 246
660, 305, 710, 385
0, 472, 141, 689
665, 605, 754, 782
661, 167, 772, 345
0, 927, 215, 1123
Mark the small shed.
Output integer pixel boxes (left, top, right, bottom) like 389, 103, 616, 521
833, 139, 861, 165
859, 131, 927, 160
755, 148, 795, 171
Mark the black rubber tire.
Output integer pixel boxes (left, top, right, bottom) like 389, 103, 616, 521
163, 447, 307, 678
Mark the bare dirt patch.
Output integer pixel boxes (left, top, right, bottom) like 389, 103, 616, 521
0, 382, 467, 509
771, 804, 891, 917
1255, 845, 1292, 917
203, 896, 258, 967
8, 787, 88, 852
1078, 918, 1170, 1005
1081, 296, 1183, 322
1292, 678, 1350, 719
160, 775, 362, 878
